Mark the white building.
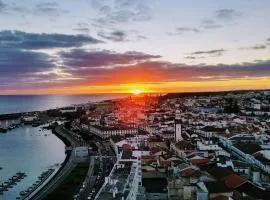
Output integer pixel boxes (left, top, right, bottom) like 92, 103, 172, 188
74, 146, 89, 157
60, 106, 77, 113
89, 125, 138, 139
197, 141, 222, 151
95, 149, 144, 200
174, 110, 182, 142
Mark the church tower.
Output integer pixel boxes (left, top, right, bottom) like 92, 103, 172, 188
174, 110, 182, 142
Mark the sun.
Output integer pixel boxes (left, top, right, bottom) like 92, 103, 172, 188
131, 89, 143, 95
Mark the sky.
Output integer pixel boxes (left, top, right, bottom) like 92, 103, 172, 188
0, 0, 270, 94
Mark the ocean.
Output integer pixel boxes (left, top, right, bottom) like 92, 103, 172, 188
0, 94, 127, 115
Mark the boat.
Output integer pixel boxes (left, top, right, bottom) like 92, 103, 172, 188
0, 127, 8, 133
8, 124, 17, 130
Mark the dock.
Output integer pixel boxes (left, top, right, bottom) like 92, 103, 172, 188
0, 172, 27, 195
17, 169, 55, 200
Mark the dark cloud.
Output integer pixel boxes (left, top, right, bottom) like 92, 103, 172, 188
216, 9, 241, 21
0, 30, 102, 49
59, 49, 161, 68
0, 48, 55, 77
240, 44, 268, 50
251, 45, 267, 50
98, 30, 127, 42
56, 49, 270, 84
184, 56, 205, 60
184, 56, 197, 60
1, 47, 270, 90
189, 49, 225, 56
0, 30, 103, 89
201, 19, 223, 29
57, 56, 270, 85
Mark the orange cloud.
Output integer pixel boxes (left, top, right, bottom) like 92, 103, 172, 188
2, 77, 269, 95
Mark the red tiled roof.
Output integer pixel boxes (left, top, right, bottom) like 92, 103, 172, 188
211, 195, 229, 200
122, 144, 132, 151
160, 160, 171, 166
223, 174, 248, 190
181, 168, 201, 177
190, 158, 210, 165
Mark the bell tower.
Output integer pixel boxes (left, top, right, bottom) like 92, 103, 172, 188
174, 110, 182, 142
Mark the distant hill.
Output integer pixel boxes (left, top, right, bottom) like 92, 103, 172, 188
163, 89, 269, 99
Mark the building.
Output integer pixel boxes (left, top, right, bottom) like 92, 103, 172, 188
74, 146, 89, 157
89, 125, 138, 139
175, 110, 182, 142
197, 141, 222, 151
60, 106, 77, 113
95, 149, 145, 200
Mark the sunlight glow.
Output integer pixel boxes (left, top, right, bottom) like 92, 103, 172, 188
131, 89, 143, 95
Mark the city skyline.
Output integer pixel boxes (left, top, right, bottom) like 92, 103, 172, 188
0, 0, 270, 94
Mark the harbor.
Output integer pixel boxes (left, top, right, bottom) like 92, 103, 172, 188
0, 119, 21, 133
0, 123, 66, 199
16, 169, 55, 200
0, 172, 27, 195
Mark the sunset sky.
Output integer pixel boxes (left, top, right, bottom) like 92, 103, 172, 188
0, 0, 270, 94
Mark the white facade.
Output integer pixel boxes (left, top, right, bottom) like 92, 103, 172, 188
89, 125, 138, 139
74, 146, 89, 157
197, 141, 222, 151
22, 116, 37, 122
60, 106, 77, 113
175, 122, 182, 142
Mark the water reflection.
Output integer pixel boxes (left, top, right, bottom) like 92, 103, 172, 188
0, 125, 65, 199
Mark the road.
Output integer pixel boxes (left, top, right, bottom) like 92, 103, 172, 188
29, 125, 116, 200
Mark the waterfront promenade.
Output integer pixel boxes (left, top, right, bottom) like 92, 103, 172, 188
28, 125, 80, 200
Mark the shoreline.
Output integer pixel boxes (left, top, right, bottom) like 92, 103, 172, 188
29, 126, 77, 200
0, 125, 68, 200
0, 93, 128, 117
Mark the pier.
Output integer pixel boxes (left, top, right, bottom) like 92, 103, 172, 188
16, 169, 55, 200
0, 172, 27, 195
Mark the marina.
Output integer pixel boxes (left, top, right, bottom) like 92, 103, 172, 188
0, 119, 21, 133
17, 169, 55, 200
0, 124, 66, 199
0, 172, 27, 195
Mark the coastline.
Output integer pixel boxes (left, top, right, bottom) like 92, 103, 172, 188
0, 124, 66, 200
29, 125, 77, 200
0, 94, 127, 116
